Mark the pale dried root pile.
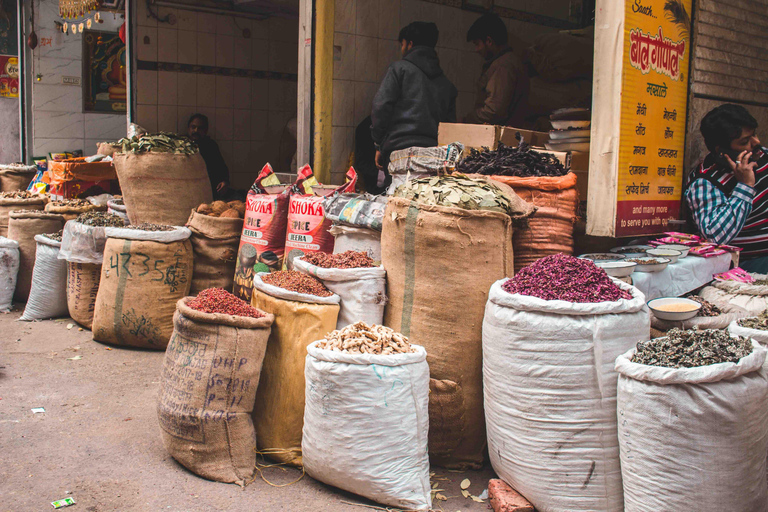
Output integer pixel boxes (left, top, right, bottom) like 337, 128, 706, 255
317, 321, 416, 355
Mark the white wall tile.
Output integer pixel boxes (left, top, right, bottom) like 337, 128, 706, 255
197, 33, 217, 66
377, 39, 400, 82
378, 0, 401, 40
355, 0, 379, 37
137, 0, 158, 27
197, 74, 216, 107
250, 18, 271, 40
137, 70, 158, 105
32, 137, 88, 157
269, 41, 298, 74
177, 106, 197, 134
177, 73, 196, 106
158, 105, 178, 133
84, 113, 126, 140
177, 30, 197, 65
158, 27, 178, 62
332, 79, 355, 127
32, 84, 83, 112
252, 38, 270, 71
216, 35, 235, 68
331, 126, 354, 175
354, 36, 379, 82
137, 26, 158, 62
136, 104, 158, 132
176, 9, 197, 31
197, 13, 218, 33
158, 71, 178, 105
269, 17, 299, 43
251, 110, 269, 141
333, 32, 355, 80
233, 77, 251, 109
335, 0, 356, 33
36, 28, 81, 60
215, 75, 234, 108
233, 36, 252, 70
233, 110, 251, 141
354, 81, 378, 126
251, 79, 270, 111
216, 14, 236, 36
34, 111, 84, 139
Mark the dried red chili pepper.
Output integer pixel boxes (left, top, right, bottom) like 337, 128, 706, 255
261, 270, 333, 297
303, 250, 376, 269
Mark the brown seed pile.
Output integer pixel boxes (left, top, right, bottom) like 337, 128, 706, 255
317, 321, 415, 355
627, 258, 665, 265
686, 295, 722, 317
10, 209, 48, 214
50, 198, 92, 208
76, 211, 126, 227
752, 279, 768, 286
739, 310, 768, 331
124, 223, 175, 231
43, 231, 63, 242
0, 190, 35, 199
111, 198, 124, 206
633, 328, 753, 368
187, 288, 264, 318
197, 200, 245, 219
303, 250, 376, 269
261, 270, 332, 297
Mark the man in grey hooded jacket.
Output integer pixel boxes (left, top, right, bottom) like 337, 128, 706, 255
371, 22, 458, 188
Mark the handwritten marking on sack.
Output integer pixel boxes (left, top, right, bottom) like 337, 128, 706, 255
121, 308, 162, 344
67, 264, 99, 315
108, 251, 188, 293
371, 365, 404, 407
308, 378, 336, 416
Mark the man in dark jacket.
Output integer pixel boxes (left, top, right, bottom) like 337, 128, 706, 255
371, 22, 458, 188
187, 113, 230, 199
464, 13, 530, 128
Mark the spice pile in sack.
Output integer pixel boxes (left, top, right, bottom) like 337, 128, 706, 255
261, 270, 332, 297
234, 164, 290, 301
739, 311, 768, 330
503, 254, 631, 302
283, 165, 357, 269
393, 174, 522, 216
633, 328, 753, 367
187, 288, 264, 318
76, 211, 126, 227
115, 132, 198, 154
687, 295, 722, 317
302, 250, 375, 269
456, 141, 568, 177
317, 321, 414, 354
196, 200, 245, 219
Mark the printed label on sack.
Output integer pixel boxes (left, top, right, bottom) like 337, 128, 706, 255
283, 195, 334, 269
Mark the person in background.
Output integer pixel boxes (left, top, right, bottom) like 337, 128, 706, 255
464, 13, 530, 128
685, 104, 768, 271
187, 113, 229, 199
371, 21, 458, 189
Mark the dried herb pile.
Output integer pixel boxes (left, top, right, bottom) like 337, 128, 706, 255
0, 191, 36, 199
115, 133, 198, 155
739, 311, 768, 331
502, 254, 632, 303
686, 295, 722, 317
187, 288, 264, 318
317, 321, 415, 355
303, 251, 376, 269
753, 279, 768, 286
261, 270, 333, 297
43, 231, 63, 242
393, 175, 518, 215
455, 142, 568, 177
50, 198, 92, 208
627, 258, 665, 265
633, 328, 753, 368
76, 211, 126, 227
125, 223, 175, 231
111, 198, 124, 206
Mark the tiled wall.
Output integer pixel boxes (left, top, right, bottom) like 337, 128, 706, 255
29, 0, 126, 158
134, 1, 299, 190
330, 0, 560, 183
0, 98, 21, 162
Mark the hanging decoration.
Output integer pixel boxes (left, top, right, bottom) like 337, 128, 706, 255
59, 0, 101, 20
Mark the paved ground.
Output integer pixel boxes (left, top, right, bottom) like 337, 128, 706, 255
0, 309, 496, 512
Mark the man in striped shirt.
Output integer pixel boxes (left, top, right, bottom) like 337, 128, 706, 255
685, 104, 768, 272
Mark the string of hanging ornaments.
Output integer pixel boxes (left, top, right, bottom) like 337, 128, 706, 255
58, 0, 103, 35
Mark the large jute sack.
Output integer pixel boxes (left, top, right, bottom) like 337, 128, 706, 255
0, 237, 19, 311
700, 275, 768, 315
92, 226, 193, 349
8, 211, 65, 302
382, 196, 516, 469
250, 273, 340, 466
45, 201, 104, 222
0, 196, 46, 237
615, 341, 768, 512
0, 165, 37, 192
302, 341, 432, 511
158, 297, 274, 485
483, 278, 648, 512
186, 209, 242, 294
490, 173, 578, 272
113, 152, 212, 226
21, 234, 68, 320
66, 262, 101, 329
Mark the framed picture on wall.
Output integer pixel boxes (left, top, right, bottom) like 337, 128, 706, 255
99, 0, 125, 12
82, 30, 126, 113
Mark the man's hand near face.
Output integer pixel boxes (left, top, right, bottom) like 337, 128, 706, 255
725, 150, 757, 188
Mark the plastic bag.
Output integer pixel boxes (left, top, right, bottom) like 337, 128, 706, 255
58, 221, 111, 264
0, 237, 19, 312
21, 234, 68, 320
302, 341, 431, 511
294, 257, 387, 329
483, 278, 648, 512
615, 341, 768, 512
322, 193, 387, 231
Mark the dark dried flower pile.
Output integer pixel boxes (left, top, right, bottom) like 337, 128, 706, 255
686, 295, 722, 317
502, 254, 632, 303
633, 328, 753, 368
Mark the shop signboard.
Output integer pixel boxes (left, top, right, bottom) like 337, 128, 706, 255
0, 55, 19, 98
588, 0, 692, 237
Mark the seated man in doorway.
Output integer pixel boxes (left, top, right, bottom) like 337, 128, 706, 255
686, 104, 768, 271
371, 21, 458, 189
464, 13, 530, 128
187, 113, 230, 199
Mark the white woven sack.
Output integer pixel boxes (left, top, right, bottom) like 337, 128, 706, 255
253, 272, 340, 305
302, 341, 431, 511
294, 257, 386, 329
483, 277, 648, 512
0, 237, 19, 312
700, 274, 768, 315
107, 199, 129, 223
330, 224, 382, 263
729, 319, 768, 345
21, 235, 68, 320
615, 341, 768, 512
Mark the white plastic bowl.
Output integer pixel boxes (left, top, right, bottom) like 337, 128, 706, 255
579, 253, 626, 262
647, 297, 702, 321
656, 244, 690, 258
595, 260, 637, 277
610, 245, 653, 258
647, 248, 682, 264
628, 257, 670, 273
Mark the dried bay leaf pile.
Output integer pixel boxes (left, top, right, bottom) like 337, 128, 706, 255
115, 133, 198, 155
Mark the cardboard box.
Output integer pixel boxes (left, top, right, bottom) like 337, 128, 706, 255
438, 123, 549, 150
570, 150, 590, 171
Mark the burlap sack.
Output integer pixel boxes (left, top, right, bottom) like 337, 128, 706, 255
157, 297, 274, 485
8, 211, 65, 302
0, 196, 46, 237
250, 278, 340, 466
97, 142, 119, 156
382, 196, 514, 469
113, 152, 212, 226
92, 227, 193, 349
186, 209, 242, 294
0, 167, 37, 192
66, 262, 101, 329
490, 173, 578, 272
45, 201, 104, 222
